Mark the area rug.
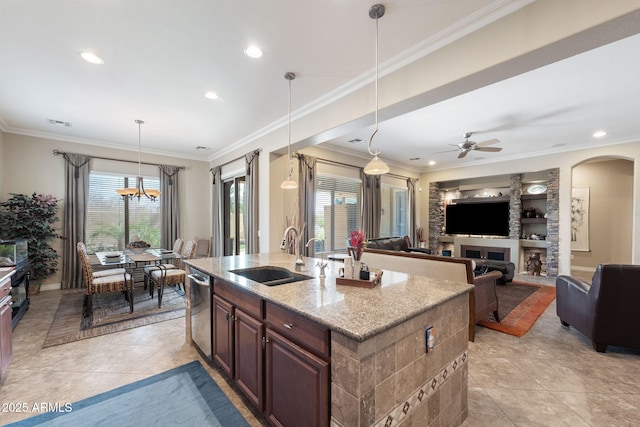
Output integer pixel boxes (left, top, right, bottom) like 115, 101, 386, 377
6, 360, 249, 427
43, 284, 186, 348
477, 281, 556, 337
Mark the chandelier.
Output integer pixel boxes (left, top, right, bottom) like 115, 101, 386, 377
116, 120, 160, 201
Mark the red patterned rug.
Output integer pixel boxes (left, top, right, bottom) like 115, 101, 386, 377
478, 281, 556, 337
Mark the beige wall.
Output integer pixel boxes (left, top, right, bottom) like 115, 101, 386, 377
0, 130, 4, 196
1, 133, 211, 287
572, 158, 633, 267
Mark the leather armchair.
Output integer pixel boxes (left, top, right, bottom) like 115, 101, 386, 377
469, 270, 502, 341
556, 264, 640, 352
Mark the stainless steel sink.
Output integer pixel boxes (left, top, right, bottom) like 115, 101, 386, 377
229, 266, 313, 286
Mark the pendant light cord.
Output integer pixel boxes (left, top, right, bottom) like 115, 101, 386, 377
368, 10, 380, 156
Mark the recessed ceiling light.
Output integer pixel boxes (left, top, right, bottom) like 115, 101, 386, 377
80, 52, 104, 64
428, 160, 436, 166
349, 138, 363, 144
409, 157, 420, 161
244, 46, 263, 58
592, 130, 607, 138
204, 91, 218, 100
195, 146, 210, 150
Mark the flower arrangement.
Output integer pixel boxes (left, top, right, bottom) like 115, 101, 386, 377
349, 229, 366, 261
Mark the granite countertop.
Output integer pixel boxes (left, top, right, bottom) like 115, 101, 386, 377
185, 252, 473, 342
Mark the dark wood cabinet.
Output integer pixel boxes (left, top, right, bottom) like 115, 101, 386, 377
212, 294, 234, 376
264, 301, 330, 427
212, 279, 265, 411
234, 308, 264, 409
265, 328, 329, 427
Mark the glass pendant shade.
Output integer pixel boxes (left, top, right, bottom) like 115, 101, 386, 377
363, 154, 390, 175
280, 176, 298, 189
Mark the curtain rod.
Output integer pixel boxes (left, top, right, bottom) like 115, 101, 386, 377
53, 149, 185, 169
295, 153, 418, 181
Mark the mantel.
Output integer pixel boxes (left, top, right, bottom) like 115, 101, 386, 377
451, 195, 510, 204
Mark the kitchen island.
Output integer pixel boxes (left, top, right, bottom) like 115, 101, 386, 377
185, 252, 473, 426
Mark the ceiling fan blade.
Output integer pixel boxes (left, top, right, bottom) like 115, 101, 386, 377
432, 148, 458, 154
458, 150, 469, 159
475, 146, 502, 152
476, 138, 500, 147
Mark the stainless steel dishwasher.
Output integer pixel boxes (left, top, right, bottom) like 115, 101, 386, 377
188, 267, 211, 360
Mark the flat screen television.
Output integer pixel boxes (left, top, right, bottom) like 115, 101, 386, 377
445, 201, 510, 236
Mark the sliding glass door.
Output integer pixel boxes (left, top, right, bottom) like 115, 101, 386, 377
223, 176, 246, 256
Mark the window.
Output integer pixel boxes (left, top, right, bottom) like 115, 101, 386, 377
223, 176, 246, 256
315, 174, 361, 253
86, 172, 161, 252
380, 183, 408, 238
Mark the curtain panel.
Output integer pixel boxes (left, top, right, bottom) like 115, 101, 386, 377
210, 166, 223, 257
61, 153, 91, 289
245, 150, 260, 254
298, 154, 317, 257
407, 178, 418, 245
360, 171, 382, 239
159, 165, 181, 251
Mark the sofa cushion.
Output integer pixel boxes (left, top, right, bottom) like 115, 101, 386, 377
365, 236, 411, 252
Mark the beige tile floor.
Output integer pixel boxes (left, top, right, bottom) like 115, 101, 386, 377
1, 275, 639, 426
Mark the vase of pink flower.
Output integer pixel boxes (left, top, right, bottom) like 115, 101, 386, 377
349, 230, 366, 261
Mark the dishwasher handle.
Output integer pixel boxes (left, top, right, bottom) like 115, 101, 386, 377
188, 274, 209, 286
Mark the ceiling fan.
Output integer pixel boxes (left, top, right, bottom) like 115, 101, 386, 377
437, 132, 502, 159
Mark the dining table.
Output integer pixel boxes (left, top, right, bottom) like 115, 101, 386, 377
95, 248, 181, 267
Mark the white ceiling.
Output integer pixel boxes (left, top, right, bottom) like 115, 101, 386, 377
1, 1, 639, 171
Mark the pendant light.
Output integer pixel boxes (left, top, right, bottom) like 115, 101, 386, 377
363, 3, 390, 175
280, 72, 298, 189
116, 120, 160, 201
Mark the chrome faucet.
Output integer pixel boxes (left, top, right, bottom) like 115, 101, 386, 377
305, 238, 328, 277
281, 225, 305, 265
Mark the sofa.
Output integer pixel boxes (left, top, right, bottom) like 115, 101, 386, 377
361, 248, 501, 341
556, 264, 640, 352
364, 236, 431, 254
471, 258, 515, 285
365, 236, 513, 284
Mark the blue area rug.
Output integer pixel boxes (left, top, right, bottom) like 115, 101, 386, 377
7, 361, 249, 427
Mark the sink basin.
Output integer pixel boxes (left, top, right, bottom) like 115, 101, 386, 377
229, 266, 313, 286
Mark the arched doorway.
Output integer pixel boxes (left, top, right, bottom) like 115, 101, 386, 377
570, 157, 633, 281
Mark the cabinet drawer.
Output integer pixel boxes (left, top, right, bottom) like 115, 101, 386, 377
265, 302, 329, 359
0, 280, 10, 300
214, 278, 262, 319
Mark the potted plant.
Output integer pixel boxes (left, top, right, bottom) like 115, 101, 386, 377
0, 193, 61, 292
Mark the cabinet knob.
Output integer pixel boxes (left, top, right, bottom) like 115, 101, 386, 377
284, 323, 294, 330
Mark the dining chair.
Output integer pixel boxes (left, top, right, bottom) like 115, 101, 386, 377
77, 242, 134, 318
148, 239, 197, 307
77, 242, 126, 278
194, 238, 211, 258
143, 238, 189, 289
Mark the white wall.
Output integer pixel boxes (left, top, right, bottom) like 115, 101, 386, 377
2, 133, 211, 287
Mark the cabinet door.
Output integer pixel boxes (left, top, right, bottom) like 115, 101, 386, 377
265, 329, 329, 427
234, 308, 264, 410
0, 301, 12, 380
212, 295, 234, 376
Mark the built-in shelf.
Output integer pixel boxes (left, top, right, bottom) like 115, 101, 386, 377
521, 194, 547, 200
521, 218, 546, 224
438, 235, 454, 243
450, 195, 510, 204
519, 239, 547, 248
